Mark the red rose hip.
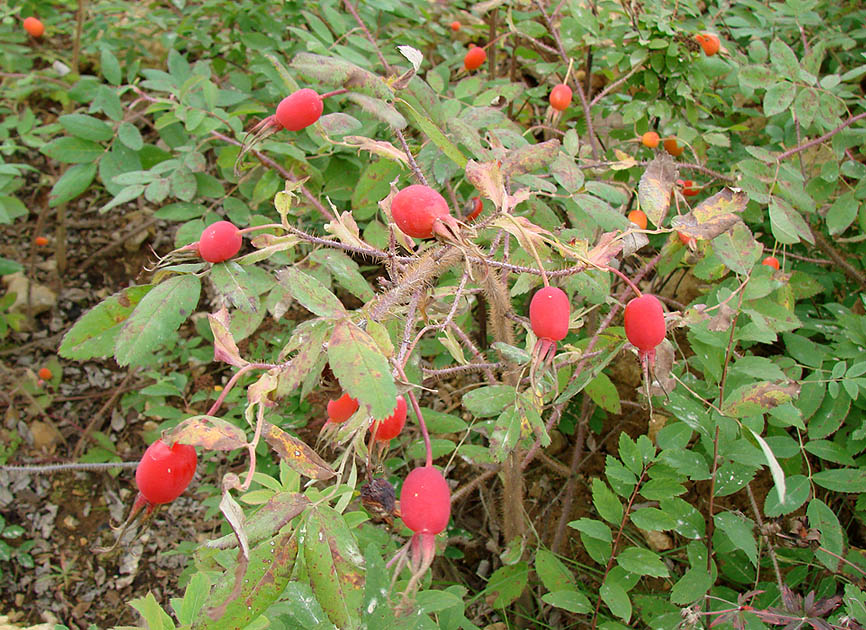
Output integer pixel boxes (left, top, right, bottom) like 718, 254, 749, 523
198, 221, 242, 263
370, 395, 407, 441
529, 287, 570, 342
391, 184, 453, 239
624, 294, 666, 353
400, 465, 451, 535
327, 392, 359, 424
549, 84, 573, 111
463, 46, 486, 71
135, 439, 197, 505
275, 88, 323, 131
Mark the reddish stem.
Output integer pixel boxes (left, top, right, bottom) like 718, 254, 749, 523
394, 363, 433, 467
319, 88, 348, 99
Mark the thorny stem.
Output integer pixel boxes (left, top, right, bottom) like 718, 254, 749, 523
395, 128, 429, 187
393, 363, 433, 467
342, 0, 392, 74
423, 362, 501, 379
1, 461, 139, 474
400, 272, 471, 368
776, 111, 866, 162
451, 468, 499, 504
591, 468, 648, 630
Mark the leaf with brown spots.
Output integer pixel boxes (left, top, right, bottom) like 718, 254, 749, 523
304, 506, 365, 629
328, 319, 397, 421
721, 381, 801, 418
168, 415, 248, 452
208, 307, 248, 368
261, 421, 335, 480
637, 153, 676, 227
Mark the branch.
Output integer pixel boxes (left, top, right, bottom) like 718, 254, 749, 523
776, 111, 866, 162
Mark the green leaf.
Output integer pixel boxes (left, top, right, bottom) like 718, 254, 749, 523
616, 547, 668, 577
210, 262, 263, 314
304, 507, 364, 630
118, 122, 144, 151
600, 578, 631, 622
747, 427, 786, 505
0, 196, 27, 224
398, 98, 467, 168
462, 385, 515, 417
764, 474, 809, 516
592, 478, 623, 525
100, 48, 122, 85
542, 589, 592, 614
670, 567, 712, 605
763, 82, 797, 117
586, 372, 621, 414
327, 319, 396, 420
630, 507, 677, 531
59, 285, 153, 360
826, 192, 859, 235
49, 162, 97, 207
769, 38, 800, 78
722, 381, 800, 418
278, 267, 346, 318
714, 512, 757, 566
115, 276, 201, 366
535, 549, 575, 593
42, 137, 105, 163
769, 196, 814, 245
310, 249, 375, 302
174, 573, 210, 626
59, 114, 114, 142
807, 498, 844, 572
129, 592, 176, 630
813, 468, 866, 493
711, 222, 762, 275
486, 562, 529, 608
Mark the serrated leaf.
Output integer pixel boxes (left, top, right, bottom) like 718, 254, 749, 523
462, 385, 515, 417
59, 285, 153, 360
115, 276, 200, 366
327, 319, 396, 420
616, 547, 668, 577
59, 114, 114, 142
769, 196, 814, 245
261, 422, 335, 480
486, 562, 529, 608
637, 153, 676, 227
721, 381, 800, 418
304, 507, 365, 630
278, 267, 346, 318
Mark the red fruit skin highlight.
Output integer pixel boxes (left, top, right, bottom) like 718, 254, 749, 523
391, 185, 452, 238
529, 287, 570, 342
327, 392, 359, 424
400, 465, 451, 535
198, 221, 242, 263
371, 395, 407, 441
275, 89, 323, 131
624, 294, 666, 352
135, 439, 197, 505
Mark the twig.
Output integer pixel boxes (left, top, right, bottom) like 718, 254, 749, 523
394, 128, 428, 186
809, 227, 866, 291
776, 112, 866, 162
451, 467, 499, 504
342, 0, 391, 74
590, 64, 643, 106
1, 461, 138, 474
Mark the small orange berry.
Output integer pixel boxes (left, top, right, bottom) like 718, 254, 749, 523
762, 256, 780, 270
23, 17, 44, 38
464, 46, 487, 71
678, 231, 695, 247
695, 33, 720, 56
450, 21, 461, 31
664, 138, 684, 157
549, 84, 573, 111
627, 210, 648, 230
35, 236, 49, 246
641, 131, 660, 148
38, 367, 53, 380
